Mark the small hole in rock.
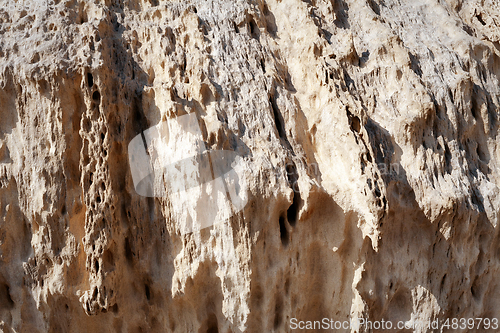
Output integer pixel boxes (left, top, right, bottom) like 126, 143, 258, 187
279, 216, 288, 246
92, 91, 100, 101
205, 313, 219, 333
87, 73, 94, 87
249, 18, 258, 38
476, 13, 486, 25
350, 116, 361, 132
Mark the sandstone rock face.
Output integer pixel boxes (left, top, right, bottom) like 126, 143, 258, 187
0, 0, 499, 332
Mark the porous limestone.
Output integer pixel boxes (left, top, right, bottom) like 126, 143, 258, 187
0, 0, 499, 332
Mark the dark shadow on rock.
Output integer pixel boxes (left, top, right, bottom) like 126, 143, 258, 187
358, 115, 497, 324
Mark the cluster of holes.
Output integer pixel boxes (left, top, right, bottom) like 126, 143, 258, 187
85, 72, 109, 158
365, 172, 387, 209
86, 72, 101, 105
87, 73, 94, 87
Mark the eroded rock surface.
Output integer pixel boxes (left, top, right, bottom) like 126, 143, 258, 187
0, 0, 499, 332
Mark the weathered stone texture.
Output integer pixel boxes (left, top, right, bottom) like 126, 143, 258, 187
0, 0, 499, 332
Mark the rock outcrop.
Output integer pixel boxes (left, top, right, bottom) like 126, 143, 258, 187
0, 0, 499, 332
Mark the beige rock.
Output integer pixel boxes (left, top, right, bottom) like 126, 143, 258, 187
0, 0, 499, 332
